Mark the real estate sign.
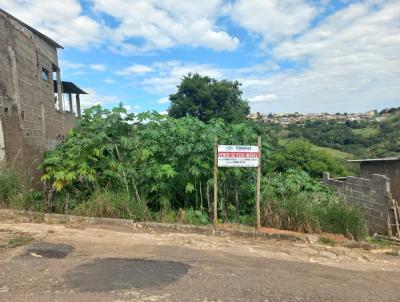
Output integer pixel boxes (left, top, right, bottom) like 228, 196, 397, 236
217, 145, 259, 167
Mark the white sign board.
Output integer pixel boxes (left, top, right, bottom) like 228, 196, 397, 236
218, 145, 259, 167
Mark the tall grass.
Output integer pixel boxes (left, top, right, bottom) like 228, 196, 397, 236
73, 189, 211, 225
0, 170, 44, 211
74, 190, 151, 221
263, 192, 367, 240
0, 170, 21, 207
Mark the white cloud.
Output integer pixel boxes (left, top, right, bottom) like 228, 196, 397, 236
0, 0, 239, 52
230, 0, 317, 43
90, 64, 106, 72
255, 0, 400, 112
0, 0, 102, 48
93, 0, 239, 52
79, 88, 120, 109
248, 94, 278, 103
61, 60, 106, 72
157, 97, 170, 104
116, 64, 153, 76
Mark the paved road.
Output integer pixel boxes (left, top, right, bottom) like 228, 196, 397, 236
1, 222, 400, 302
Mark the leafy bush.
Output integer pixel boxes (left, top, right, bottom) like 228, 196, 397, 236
178, 208, 210, 225
267, 169, 330, 197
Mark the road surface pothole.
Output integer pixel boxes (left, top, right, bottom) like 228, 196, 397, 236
24, 242, 74, 258
64, 258, 190, 292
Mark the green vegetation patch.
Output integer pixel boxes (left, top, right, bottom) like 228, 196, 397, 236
351, 127, 379, 137
7, 235, 33, 248
318, 236, 336, 246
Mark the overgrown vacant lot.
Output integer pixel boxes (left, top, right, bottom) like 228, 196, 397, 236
1, 219, 400, 302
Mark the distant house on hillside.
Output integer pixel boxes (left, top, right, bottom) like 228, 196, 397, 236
0, 9, 86, 185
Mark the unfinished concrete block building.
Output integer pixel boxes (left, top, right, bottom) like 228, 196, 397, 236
0, 9, 86, 185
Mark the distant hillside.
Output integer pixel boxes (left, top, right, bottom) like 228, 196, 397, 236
274, 111, 400, 159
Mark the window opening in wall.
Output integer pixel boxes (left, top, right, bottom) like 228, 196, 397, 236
53, 70, 58, 109
63, 93, 71, 112
42, 67, 49, 81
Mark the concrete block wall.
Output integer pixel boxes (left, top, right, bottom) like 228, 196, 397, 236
323, 172, 392, 235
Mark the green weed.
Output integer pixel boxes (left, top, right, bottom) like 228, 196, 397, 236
318, 236, 336, 246
7, 235, 33, 248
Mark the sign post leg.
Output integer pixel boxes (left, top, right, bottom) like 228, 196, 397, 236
213, 138, 218, 228
256, 136, 261, 230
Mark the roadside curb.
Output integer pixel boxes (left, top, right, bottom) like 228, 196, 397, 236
0, 209, 307, 242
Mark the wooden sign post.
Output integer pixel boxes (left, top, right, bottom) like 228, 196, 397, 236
213, 137, 218, 227
213, 136, 262, 229
256, 136, 261, 229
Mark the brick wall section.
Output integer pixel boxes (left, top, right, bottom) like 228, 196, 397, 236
0, 11, 77, 186
323, 172, 392, 235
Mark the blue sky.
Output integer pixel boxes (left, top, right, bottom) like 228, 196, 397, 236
1, 0, 399, 113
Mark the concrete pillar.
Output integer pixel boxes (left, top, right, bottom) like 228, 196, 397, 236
68, 93, 73, 113
372, 174, 392, 236
76, 94, 81, 117
7, 46, 21, 110
56, 68, 63, 111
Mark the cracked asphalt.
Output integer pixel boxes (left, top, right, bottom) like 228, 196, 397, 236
1, 221, 400, 302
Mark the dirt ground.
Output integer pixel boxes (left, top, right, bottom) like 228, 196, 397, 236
1, 219, 400, 302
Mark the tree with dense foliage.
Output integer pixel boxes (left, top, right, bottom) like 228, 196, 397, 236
168, 73, 250, 123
